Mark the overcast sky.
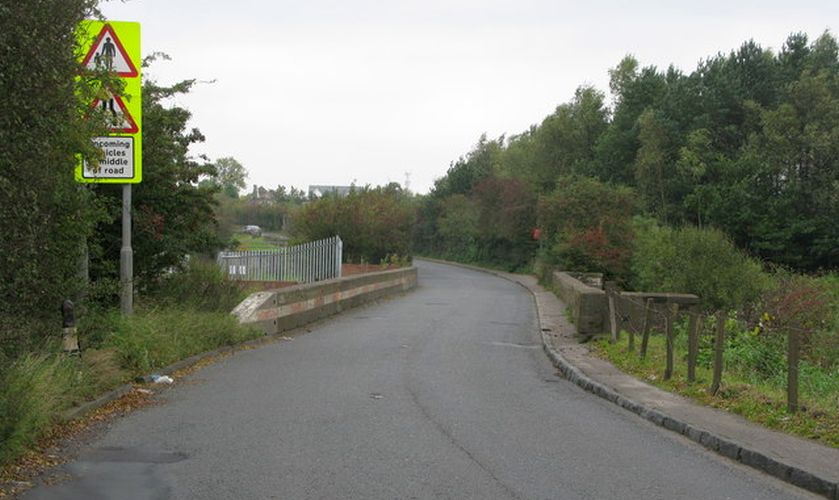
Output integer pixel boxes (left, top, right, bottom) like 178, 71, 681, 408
99, 0, 836, 194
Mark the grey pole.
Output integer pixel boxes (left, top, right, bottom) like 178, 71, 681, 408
77, 186, 89, 306
120, 184, 134, 315
78, 237, 89, 300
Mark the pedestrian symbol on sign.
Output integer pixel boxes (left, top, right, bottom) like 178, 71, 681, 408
98, 36, 117, 71
81, 24, 139, 77
90, 90, 139, 134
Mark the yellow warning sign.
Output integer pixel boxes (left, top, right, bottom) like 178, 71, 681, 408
76, 21, 142, 184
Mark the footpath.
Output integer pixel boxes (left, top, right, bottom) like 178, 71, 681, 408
420, 259, 839, 499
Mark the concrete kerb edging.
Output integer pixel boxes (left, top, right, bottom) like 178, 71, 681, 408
416, 257, 838, 499
62, 269, 419, 424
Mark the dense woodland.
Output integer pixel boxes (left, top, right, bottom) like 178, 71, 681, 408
416, 32, 839, 281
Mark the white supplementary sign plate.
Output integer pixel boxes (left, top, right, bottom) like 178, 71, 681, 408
83, 137, 134, 179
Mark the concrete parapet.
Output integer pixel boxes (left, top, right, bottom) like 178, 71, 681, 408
233, 267, 418, 334
551, 271, 700, 335
551, 271, 608, 335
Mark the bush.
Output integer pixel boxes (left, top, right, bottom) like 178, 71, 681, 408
146, 259, 246, 312
725, 327, 786, 380
0, 282, 261, 465
759, 272, 838, 369
631, 220, 770, 311
471, 176, 538, 270
538, 176, 636, 281
293, 185, 415, 264
812, 274, 839, 369
78, 307, 122, 350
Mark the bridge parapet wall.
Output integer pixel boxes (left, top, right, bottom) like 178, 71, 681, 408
551, 271, 700, 336
233, 267, 418, 334
552, 271, 608, 335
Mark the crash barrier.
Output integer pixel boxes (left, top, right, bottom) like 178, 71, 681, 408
232, 266, 417, 335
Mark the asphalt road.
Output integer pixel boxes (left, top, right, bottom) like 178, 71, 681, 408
26, 260, 812, 499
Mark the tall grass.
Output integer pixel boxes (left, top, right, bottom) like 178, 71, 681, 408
0, 355, 93, 463
0, 260, 261, 466
594, 313, 839, 447
108, 309, 260, 374
146, 258, 247, 312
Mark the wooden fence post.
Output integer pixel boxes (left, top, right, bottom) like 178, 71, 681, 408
606, 282, 618, 344
709, 311, 726, 395
787, 327, 800, 413
687, 311, 700, 383
664, 303, 679, 380
639, 298, 653, 359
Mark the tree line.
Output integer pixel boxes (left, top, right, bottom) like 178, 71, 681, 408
415, 31, 839, 282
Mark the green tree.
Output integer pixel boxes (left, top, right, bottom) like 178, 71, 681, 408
538, 176, 636, 281
417, 32, 839, 274
471, 176, 537, 269
736, 66, 839, 269
293, 186, 415, 263
89, 74, 222, 291
0, 0, 102, 350
676, 128, 717, 227
211, 157, 248, 198
432, 134, 501, 197
523, 86, 608, 191
593, 58, 667, 184
435, 194, 480, 261
633, 109, 680, 223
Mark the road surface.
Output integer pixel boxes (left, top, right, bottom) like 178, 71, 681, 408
26, 260, 811, 499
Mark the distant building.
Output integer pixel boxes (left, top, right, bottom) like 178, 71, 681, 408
308, 185, 353, 198
248, 184, 274, 206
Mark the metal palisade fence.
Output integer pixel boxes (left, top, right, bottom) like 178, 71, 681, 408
217, 236, 343, 284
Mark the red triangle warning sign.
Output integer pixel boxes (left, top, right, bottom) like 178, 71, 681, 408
81, 24, 139, 77
90, 92, 139, 134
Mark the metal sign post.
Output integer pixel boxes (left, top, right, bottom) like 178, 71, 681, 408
120, 184, 133, 315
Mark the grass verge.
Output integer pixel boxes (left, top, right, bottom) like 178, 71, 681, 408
591, 334, 839, 448
234, 234, 279, 251
0, 309, 260, 467
108, 309, 261, 374
0, 355, 95, 464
